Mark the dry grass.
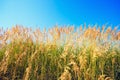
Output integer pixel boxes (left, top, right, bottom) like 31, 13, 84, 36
0, 25, 120, 80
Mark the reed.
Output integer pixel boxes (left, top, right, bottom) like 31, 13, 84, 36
0, 25, 120, 80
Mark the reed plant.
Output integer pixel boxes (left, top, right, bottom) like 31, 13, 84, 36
0, 25, 120, 80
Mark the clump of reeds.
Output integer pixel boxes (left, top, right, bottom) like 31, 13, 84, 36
0, 25, 120, 80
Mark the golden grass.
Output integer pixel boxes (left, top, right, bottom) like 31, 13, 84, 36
0, 25, 120, 80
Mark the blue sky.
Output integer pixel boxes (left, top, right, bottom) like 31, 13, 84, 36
0, 0, 120, 29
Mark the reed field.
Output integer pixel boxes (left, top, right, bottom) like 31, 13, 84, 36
0, 25, 120, 80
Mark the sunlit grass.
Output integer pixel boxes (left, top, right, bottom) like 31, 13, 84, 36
0, 25, 120, 80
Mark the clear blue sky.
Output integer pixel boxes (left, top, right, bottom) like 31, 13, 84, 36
0, 0, 120, 29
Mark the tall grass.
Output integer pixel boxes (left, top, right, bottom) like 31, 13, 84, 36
0, 25, 120, 80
